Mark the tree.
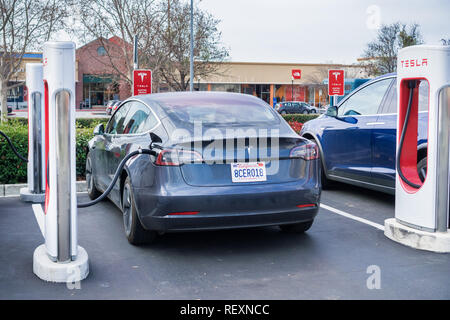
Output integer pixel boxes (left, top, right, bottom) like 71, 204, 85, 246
0, 0, 70, 122
76, 0, 229, 93
362, 22, 423, 76
158, 0, 229, 91
76, 0, 164, 91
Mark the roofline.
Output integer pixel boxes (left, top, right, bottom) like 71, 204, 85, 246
206, 61, 361, 67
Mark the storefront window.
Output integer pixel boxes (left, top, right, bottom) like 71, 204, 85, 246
210, 84, 240, 93
82, 74, 119, 106
275, 84, 306, 103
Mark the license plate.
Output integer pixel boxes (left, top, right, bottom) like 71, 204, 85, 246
231, 162, 267, 183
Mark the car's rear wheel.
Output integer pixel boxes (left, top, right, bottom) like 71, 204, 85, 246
302, 110, 308, 114
86, 153, 101, 200
279, 220, 314, 233
417, 157, 427, 183
122, 177, 157, 245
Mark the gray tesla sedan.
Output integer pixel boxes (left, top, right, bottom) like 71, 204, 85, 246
86, 92, 321, 244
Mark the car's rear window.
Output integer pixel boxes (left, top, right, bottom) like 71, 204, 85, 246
159, 97, 280, 127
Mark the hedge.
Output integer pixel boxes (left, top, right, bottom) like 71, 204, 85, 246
281, 114, 319, 123
0, 119, 107, 184
0, 115, 317, 184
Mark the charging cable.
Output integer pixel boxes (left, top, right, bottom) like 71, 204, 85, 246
396, 80, 421, 189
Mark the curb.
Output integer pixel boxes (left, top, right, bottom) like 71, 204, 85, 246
0, 181, 87, 197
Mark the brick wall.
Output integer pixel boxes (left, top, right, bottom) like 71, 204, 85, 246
75, 37, 132, 108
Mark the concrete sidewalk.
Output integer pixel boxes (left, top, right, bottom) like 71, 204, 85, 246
0, 181, 87, 197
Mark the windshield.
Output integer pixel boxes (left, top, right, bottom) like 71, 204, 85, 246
159, 96, 280, 127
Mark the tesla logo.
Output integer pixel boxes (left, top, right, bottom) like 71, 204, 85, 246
400, 58, 428, 68
332, 72, 341, 80
137, 72, 147, 82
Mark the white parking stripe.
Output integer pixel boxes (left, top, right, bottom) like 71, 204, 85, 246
32, 204, 45, 237
320, 203, 385, 231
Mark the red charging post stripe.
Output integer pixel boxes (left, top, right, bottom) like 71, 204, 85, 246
398, 79, 426, 193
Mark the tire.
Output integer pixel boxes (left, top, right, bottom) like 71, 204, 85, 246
281, 111, 287, 115
302, 110, 308, 114
309, 138, 333, 189
86, 153, 101, 200
417, 157, 427, 183
122, 177, 157, 245
311, 109, 317, 114
279, 220, 314, 233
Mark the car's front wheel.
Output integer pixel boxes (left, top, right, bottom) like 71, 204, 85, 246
122, 177, 157, 245
308, 138, 333, 189
279, 220, 314, 233
281, 110, 287, 115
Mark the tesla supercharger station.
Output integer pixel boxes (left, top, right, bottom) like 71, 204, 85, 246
32, 41, 89, 282
385, 45, 450, 253
19, 63, 45, 203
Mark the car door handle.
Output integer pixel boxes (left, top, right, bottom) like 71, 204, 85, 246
366, 122, 385, 125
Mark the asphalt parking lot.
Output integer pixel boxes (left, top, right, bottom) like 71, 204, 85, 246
1, 183, 449, 300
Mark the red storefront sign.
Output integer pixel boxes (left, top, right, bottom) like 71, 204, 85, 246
328, 69, 345, 96
292, 69, 302, 80
133, 69, 152, 95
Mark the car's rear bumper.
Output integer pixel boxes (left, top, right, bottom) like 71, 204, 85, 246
134, 180, 321, 232
140, 206, 318, 232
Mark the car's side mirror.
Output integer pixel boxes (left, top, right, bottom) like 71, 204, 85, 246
93, 123, 104, 136
326, 106, 338, 117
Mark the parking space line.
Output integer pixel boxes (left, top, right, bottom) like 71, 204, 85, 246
320, 203, 385, 231
32, 204, 45, 237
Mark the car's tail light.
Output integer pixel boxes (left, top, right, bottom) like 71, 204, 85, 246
155, 149, 203, 166
290, 143, 319, 160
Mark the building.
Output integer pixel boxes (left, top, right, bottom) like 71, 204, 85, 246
76, 36, 132, 108
8, 39, 368, 110
6, 53, 42, 110
189, 61, 367, 107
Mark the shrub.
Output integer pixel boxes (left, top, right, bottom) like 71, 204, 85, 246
0, 122, 28, 184
281, 114, 319, 123
0, 119, 107, 184
76, 118, 109, 129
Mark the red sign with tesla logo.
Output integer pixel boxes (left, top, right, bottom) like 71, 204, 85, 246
328, 69, 345, 96
133, 69, 152, 95
292, 69, 302, 80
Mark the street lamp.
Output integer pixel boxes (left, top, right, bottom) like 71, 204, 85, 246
291, 76, 294, 101
189, 0, 194, 92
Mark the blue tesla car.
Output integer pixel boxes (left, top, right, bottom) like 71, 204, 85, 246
300, 73, 428, 194
86, 92, 321, 244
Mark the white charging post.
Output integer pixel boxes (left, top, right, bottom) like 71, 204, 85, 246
20, 63, 45, 203
385, 45, 450, 252
33, 41, 89, 282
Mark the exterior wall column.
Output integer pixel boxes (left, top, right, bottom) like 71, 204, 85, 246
207, 83, 211, 91
270, 84, 274, 107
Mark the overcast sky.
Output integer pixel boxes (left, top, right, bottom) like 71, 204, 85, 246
197, 0, 450, 64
